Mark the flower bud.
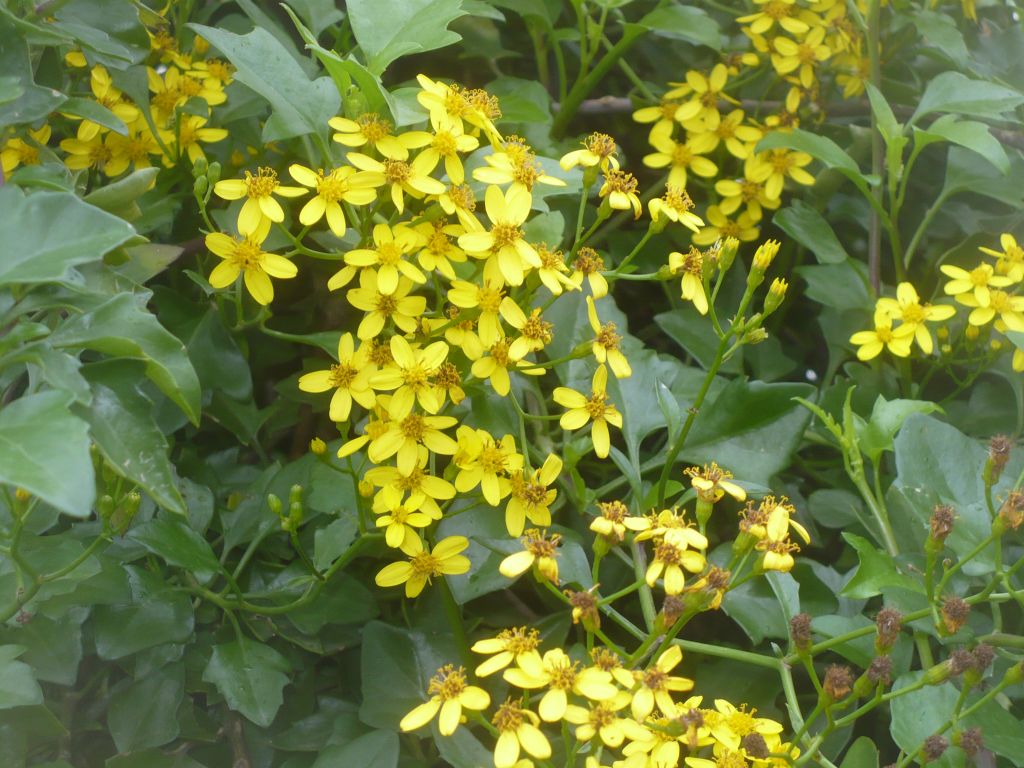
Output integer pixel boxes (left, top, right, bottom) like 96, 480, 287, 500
763, 277, 788, 315
358, 479, 375, 498
207, 161, 221, 185
743, 327, 768, 345
923, 659, 954, 685
718, 237, 739, 272
310, 437, 327, 456
193, 176, 208, 197
749, 239, 780, 284
267, 493, 283, 517
191, 157, 208, 177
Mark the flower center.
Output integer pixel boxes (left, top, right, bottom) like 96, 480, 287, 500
446, 183, 476, 211
547, 660, 578, 690
377, 242, 403, 267
399, 414, 425, 440
585, 392, 610, 420
477, 286, 504, 313
603, 169, 638, 194
427, 664, 467, 698
357, 113, 392, 142
493, 701, 525, 731
245, 167, 278, 198
740, 180, 762, 201
574, 247, 605, 274
643, 668, 668, 690
478, 443, 509, 474
317, 171, 350, 202
672, 144, 694, 166
432, 131, 458, 157
585, 132, 617, 157
488, 341, 511, 367
969, 265, 993, 286
522, 311, 553, 343
329, 363, 358, 388
596, 322, 621, 351
765, 0, 792, 19
664, 186, 695, 211
492, 223, 523, 249
375, 293, 398, 315
901, 303, 925, 323
655, 540, 683, 565
384, 159, 411, 183
231, 239, 264, 270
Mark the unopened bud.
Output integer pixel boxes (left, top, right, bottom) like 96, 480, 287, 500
267, 493, 283, 517
358, 479, 375, 498
191, 156, 208, 177
207, 161, 221, 185
923, 659, 953, 685
743, 327, 768, 345
661, 595, 687, 627
763, 277, 788, 315
310, 437, 327, 456
98, 494, 116, 519
1003, 661, 1024, 686
965, 324, 979, 341
193, 176, 208, 197
718, 237, 739, 272
752, 239, 780, 272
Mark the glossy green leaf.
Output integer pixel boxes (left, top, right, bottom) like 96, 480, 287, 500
346, 0, 467, 76
84, 167, 160, 216
0, 18, 67, 128
916, 115, 1009, 173
774, 199, 849, 264
107, 663, 184, 753
202, 637, 291, 727
190, 25, 339, 142
840, 533, 924, 599
128, 517, 221, 584
940, 146, 1024, 208
93, 566, 194, 660
51, 293, 202, 425
633, 5, 721, 50
58, 96, 128, 135
0, 646, 44, 710
840, 736, 880, 768
854, 396, 942, 464
912, 71, 1024, 124
0, 391, 94, 518
913, 11, 968, 67
312, 730, 399, 768
0, 187, 136, 286
80, 361, 186, 514
797, 260, 871, 311
8, 611, 84, 685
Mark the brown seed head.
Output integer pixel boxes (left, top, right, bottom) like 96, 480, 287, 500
867, 655, 893, 686
662, 594, 686, 625
987, 435, 1012, 483
875, 607, 902, 651
970, 643, 995, 673
790, 612, 812, 652
999, 490, 1024, 530
741, 733, 769, 759
941, 596, 970, 634
922, 734, 948, 762
949, 649, 973, 676
930, 505, 955, 542
957, 727, 984, 757
823, 664, 852, 701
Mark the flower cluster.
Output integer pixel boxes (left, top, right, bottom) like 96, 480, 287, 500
849, 233, 1024, 370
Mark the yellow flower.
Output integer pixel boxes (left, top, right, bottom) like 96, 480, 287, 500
399, 664, 489, 735
685, 109, 764, 159
458, 184, 540, 287
737, 0, 810, 35
692, 205, 759, 247
492, 701, 552, 768
162, 114, 227, 165
505, 454, 561, 537
60, 133, 124, 177
563, 693, 641, 747
644, 133, 719, 190
370, 335, 449, 418
213, 167, 306, 236
849, 311, 916, 360
502, 648, 618, 721
535, 243, 578, 295
686, 462, 746, 503
745, 148, 815, 199
707, 700, 785, 751
368, 411, 458, 474
553, 365, 623, 459
571, 247, 609, 298
345, 223, 426, 295
940, 263, 1014, 307
957, 289, 1024, 331
1, 125, 50, 174
447, 280, 521, 347
598, 169, 642, 218
771, 27, 832, 88
287, 164, 377, 237
632, 99, 682, 141
105, 124, 160, 173
875, 283, 956, 354
505, 306, 553, 360
412, 116, 481, 184
453, 428, 522, 506
436, 182, 484, 232
471, 626, 542, 677
471, 340, 529, 396
364, 447, 455, 518
415, 74, 502, 145
672, 64, 735, 124
346, 151, 446, 214
499, 528, 562, 583
714, 177, 781, 222
590, 500, 651, 542
297, 332, 376, 422
413, 219, 468, 280
329, 113, 416, 159
587, 297, 632, 378
979, 233, 1024, 282
649, 186, 705, 233
645, 529, 708, 594
376, 536, 471, 599
668, 248, 709, 315
76, 65, 138, 140
345, 270, 427, 340
474, 136, 567, 195
560, 132, 620, 172
373, 486, 438, 553
629, 645, 695, 719
205, 220, 297, 305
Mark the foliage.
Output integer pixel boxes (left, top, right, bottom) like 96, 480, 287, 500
0, 0, 1022, 767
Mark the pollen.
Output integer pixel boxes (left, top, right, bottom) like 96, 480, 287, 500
585, 391, 611, 420
317, 171, 350, 202
329, 363, 358, 388
377, 242, 403, 266
356, 113, 392, 142
521, 310, 553, 343
431, 131, 458, 156
740, 180, 762, 201
574, 247, 605, 275
477, 286, 505, 313
524, 529, 561, 558
435, 362, 462, 389
478, 443, 509, 473
245, 167, 279, 198
375, 293, 399, 315
654, 540, 684, 565
642, 667, 668, 690
491, 223, 524, 249
230, 240, 264, 270
427, 665, 468, 699
492, 700, 526, 731
498, 626, 540, 654
399, 414, 425, 440
603, 169, 639, 194
368, 339, 394, 366
585, 132, 618, 158
764, 0, 793, 19
596, 322, 621, 351
664, 186, 695, 212
446, 183, 476, 211
597, 500, 628, 522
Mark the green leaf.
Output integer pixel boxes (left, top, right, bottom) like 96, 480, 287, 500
773, 199, 849, 264
51, 0, 149, 70
633, 5, 721, 50
940, 146, 1024, 208
912, 71, 1024, 124
190, 25, 339, 142
59, 96, 129, 135
287, 0, 345, 36
0, 17, 67, 128
202, 637, 291, 727
840, 533, 924, 599
80, 361, 186, 514
915, 115, 1010, 174
797, 260, 871, 311
346, 0, 468, 75
0, 187, 136, 286
865, 83, 901, 145
488, 76, 552, 124
913, 11, 968, 68
51, 293, 202, 425
128, 517, 221, 585
0, 391, 94, 518
7, 611, 83, 685
84, 167, 161, 216
107, 663, 184, 753
683, 379, 815, 487
758, 129, 876, 198
720, 567, 797, 643
93, 566, 194, 659
0, 646, 44, 710
854, 396, 942, 464
313, 517, 359, 571
313, 730, 399, 768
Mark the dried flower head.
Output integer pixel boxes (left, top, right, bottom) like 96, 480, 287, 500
940, 596, 970, 634
822, 665, 852, 701
790, 613, 813, 652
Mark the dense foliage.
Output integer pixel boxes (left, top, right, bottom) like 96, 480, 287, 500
1, 1, 1023, 767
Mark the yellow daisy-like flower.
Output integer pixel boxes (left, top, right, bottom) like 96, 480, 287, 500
470, 340, 531, 396
692, 205, 759, 247
632, 99, 682, 141
474, 136, 567, 196
399, 664, 489, 735
587, 296, 632, 379
590, 500, 651, 542
213, 167, 306, 236
686, 462, 746, 503
287, 164, 377, 237
668, 248, 709, 315
447, 280, 521, 348
771, 27, 832, 89
76, 65, 138, 141
644, 133, 719, 190
560, 132, 620, 172
571, 247, 609, 299
708, 700, 785, 752
645, 529, 708, 595
505, 454, 561, 537
373, 486, 437, 553
503, 648, 618, 722
672, 64, 735, 124
714, 177, 781, 222
364, 448, 456, 518
205, 219, 297, 306
737, 0, 810, 35
162, 114, 227, 165
598, 169, 642, 218
413, 219, 468, 280
1, 125, 50, 174
458, 184, 540, 287
649, 186, 705, 233
535, 243, 578, 296
346, 151, 446, 214
471, 626, 542, 677
957, 289, 1024, 331
499, 528, 562, 583
630, 645, 695, 720
745, 148, 815, 200
329, 113, 412, 159
370, 335, 449, 418
345, 271, 427, 340
685, 109, 763, 160
415, 74, 502, 145
344, 223, 426, 295
553, 365, 623, 459
368, 411, 458, 474
297, 332, 376, 423
376, 536, 471, 599
60, 133, 124, 177
979, 233, 1024, 282
492, 701, 552, 768
399, 116, 481, 184
940, 262, 1014, 307
875, 283, 956, 354
453, 428, 522, 506
849, 311, 916, 360
563, 693, 643, 748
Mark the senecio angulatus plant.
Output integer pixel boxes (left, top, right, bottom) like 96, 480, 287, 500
0, 0, 1022, 767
